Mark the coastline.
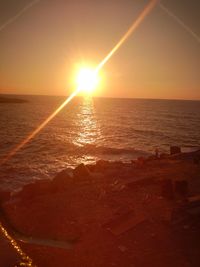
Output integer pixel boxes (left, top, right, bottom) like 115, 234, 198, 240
0, 96, 28, 104
0, 148, 200, 266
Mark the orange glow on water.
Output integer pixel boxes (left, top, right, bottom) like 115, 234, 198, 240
0, 0, 158, 166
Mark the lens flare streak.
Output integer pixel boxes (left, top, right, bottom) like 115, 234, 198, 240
0, 87, 81, 165
0, 0, 40, 32
159, 3, 200, 45
0, 0, 158, 166
96, 0, 158, 72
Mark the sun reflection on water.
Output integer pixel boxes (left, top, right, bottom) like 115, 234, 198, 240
74, 97, 101, 147
72, 96, 101, 164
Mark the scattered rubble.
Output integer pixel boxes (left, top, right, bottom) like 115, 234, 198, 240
170, 146, 181, 155
0, 149, 200, 266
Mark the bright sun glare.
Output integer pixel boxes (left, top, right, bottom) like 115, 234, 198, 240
76, 67, 99, 94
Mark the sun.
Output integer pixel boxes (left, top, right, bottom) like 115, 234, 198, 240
76, 67, 99, 94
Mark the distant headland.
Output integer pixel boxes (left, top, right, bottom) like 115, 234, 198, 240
0, 96, 28, 103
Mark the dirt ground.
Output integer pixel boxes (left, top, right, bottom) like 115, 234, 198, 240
1, 154, 200, 267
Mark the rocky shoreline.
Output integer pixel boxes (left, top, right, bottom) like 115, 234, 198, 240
0, 147, 200, 267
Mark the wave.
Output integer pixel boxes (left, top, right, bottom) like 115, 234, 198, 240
70, 143, 151, 157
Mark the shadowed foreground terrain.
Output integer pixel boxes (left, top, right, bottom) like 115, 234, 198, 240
0, 149, 200, 267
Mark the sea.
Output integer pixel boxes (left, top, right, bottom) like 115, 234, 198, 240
0, 95, 200, 190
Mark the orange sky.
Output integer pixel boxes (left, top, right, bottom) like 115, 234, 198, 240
0, 0, 199, 100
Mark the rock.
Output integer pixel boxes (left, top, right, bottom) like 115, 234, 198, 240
171, 195, 200, 225
127, 177, 155, 189
15, 169, 75, 200
111, 180, 126, 192
86, 164, 96, 172
159, 153, 169, 159
103, 210, 147, 235
175, 180, 188, 199
137, 156, 145, 163
52, 170, 73, 193
170, 146, 181, 155
134, 157, 146, 167
16, 179, 52, 200
170, 150, 200, 160
111, 161, 124, 167
193, 155, 200, 165
161, 179, 174, 200
118, 245, 127, 252
0, 190, 11, 205
73, 163, 91, 179
2, 190, 82, 245
90, 172, 104, 179
53, 169, 73, 180
147, 155, 157, 161
96, 159, 109, 167
95, 160, 110, 172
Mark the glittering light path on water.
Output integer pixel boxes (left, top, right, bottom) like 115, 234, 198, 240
0, 0, 158, 166
1, 87, 81, 165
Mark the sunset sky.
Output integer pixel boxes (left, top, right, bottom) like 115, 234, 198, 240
0, 0, 199, 100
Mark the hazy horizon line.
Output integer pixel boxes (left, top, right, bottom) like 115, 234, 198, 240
0, 92, 200, 102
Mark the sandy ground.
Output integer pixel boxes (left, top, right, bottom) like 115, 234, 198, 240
0, 153, 200, 267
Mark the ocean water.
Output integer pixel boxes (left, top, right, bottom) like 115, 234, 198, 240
0, 95, 200, 190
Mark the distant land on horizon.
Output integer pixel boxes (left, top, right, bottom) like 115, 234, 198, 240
0, 93, 199, 102
0, 96, 28, 104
